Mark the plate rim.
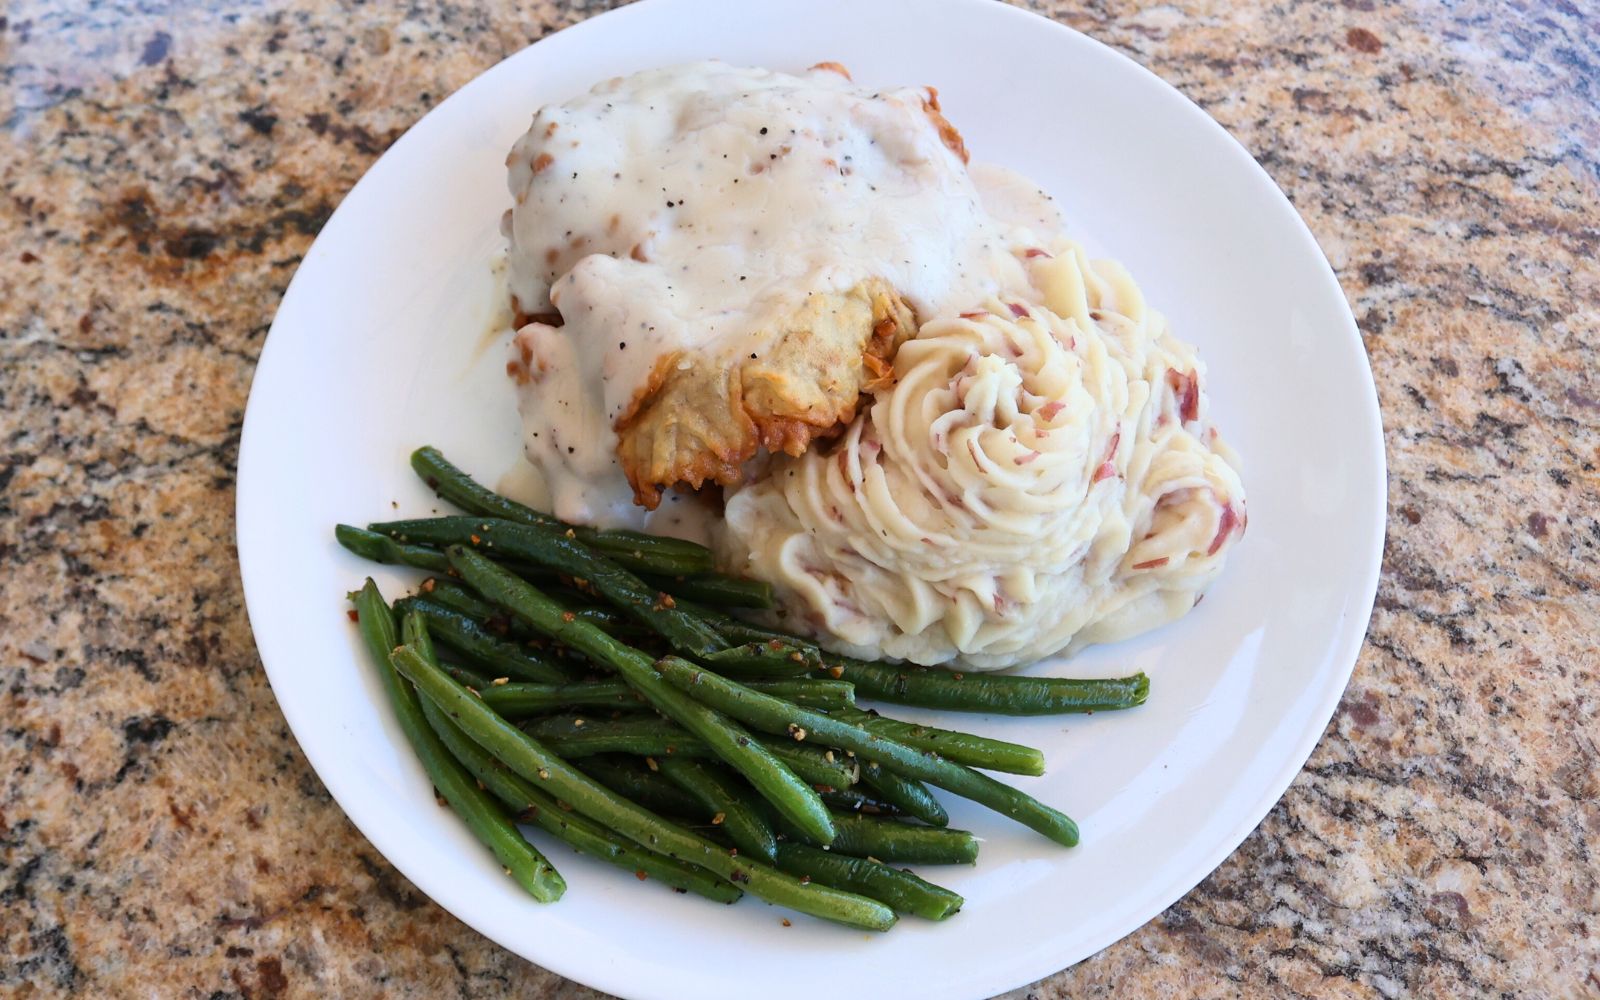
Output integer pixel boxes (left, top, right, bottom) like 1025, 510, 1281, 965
236, 0, 1387, 995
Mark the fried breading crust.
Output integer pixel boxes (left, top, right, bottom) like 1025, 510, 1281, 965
615, 278, 916, 508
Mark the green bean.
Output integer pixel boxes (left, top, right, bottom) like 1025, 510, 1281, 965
447, 549, 833, 845
679, 603, 1149, 716
393, 597, 571, 684
745, 679, 855, 711
410, 446, 714, 576
703, 642, 817, 678
486, 559, 563, 585
399, 606, 446, 685
494, 557, 771, 621
653, 657, 1079, 847
518, 672, 864, 710
336, 524, 451, 572
673, 599, 789, 642
834, 708, 1045, 777
819, 784, 908, 816
417, 699, 740, 903
773, 844, 963, 920
644, 573, 774, 610
834, 662, 1150, 717
565, 604, 627, 630
390, 643, 896, 930
350, 583, 565, 901
419, 577, 532, 637
440, 661, 492, 689
735, 742, 857, 791
819, 786, 903, 817
574, 757, 704, 818
432, 585, 652, 642
658, 759, 778, 862
520, 714, 685, 745
859, 761, 949, 828
520, 715, 857, 789
478, 680, 644, 717
779, 811, 978, 866
430, 571, 658, 643
376, 519, 728, 658
567, 605, 655, 636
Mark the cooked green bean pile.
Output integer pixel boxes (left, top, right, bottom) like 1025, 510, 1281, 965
337, 446, 1150, 929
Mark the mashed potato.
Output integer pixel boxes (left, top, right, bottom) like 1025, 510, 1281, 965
503, 61, 1246, 669
720, 238, 1246, 668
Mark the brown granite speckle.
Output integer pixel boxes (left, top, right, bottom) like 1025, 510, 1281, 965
3, 0, 1599, 997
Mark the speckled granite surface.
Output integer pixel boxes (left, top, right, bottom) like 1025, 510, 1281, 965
3, 0, 1597, 996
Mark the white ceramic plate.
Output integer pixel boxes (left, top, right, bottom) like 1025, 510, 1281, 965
237, 0, 1385, 996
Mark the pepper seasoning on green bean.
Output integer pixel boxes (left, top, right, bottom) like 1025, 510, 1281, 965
350, 581, 566, 902
447, 547, 837, 846
658, 758, 779, 862
858, 761, 950, 828
417, 577, 534, 638
769, 809, 980, 866
410, 445, 715, 576
652, 656, 1080, 848
374, 517, 729, 658
389, 642, 897, 931
393, 597, 573, 684
574, 756, 706, 818
678, 601, 1149, 717
335, 446, 1161, 926
408, 446, 771, 609
416, 697, 740, 903
478, 680, 643, 716
515, 710, 858, 789
773, 844, 964, 921
833, 707, 1045, 777
336, 524, 452, 572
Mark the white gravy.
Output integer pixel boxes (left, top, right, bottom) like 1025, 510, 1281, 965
503, 61, 1055, 528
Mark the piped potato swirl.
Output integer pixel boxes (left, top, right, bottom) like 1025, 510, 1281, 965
722, 239, 1247, 669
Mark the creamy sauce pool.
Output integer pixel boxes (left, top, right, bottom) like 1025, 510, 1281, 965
503, 61, 1058, 528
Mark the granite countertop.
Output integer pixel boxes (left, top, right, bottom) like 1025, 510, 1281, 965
4, 0, 1598, 996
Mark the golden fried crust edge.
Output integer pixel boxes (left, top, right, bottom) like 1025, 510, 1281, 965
613, 279, 917, 509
